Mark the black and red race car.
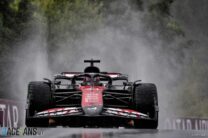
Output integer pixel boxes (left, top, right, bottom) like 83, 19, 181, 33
25, 59, 159, 128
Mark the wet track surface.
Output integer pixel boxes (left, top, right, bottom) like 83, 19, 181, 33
11, 128, 208, 138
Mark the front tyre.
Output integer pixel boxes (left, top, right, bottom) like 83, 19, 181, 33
133, 83, 158, 129
25, 81, 52, 127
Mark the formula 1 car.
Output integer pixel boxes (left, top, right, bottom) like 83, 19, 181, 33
25, 59, 159, 128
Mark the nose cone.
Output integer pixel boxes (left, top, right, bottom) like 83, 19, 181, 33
83, 105, 103, 116
80, 86, 104, 116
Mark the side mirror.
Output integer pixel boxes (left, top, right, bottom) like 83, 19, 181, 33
133, 80, 142, 86
43, 78, 52, 84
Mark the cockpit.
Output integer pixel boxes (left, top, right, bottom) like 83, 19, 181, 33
72, 73, 112, 87
81, 76, 102, 86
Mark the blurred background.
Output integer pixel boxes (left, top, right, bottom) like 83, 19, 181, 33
0, 0, 208, 124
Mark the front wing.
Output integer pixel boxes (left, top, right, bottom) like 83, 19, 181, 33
34, 107, 150, 120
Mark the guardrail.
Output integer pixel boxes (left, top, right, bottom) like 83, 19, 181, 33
0, 99, 23, 127
162, 118, 208, 130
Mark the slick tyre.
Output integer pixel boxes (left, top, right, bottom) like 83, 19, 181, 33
25, 81, 52, 127
133, 83, 158, 129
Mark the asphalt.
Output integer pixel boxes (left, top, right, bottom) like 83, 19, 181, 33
10, 128, 208, 138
